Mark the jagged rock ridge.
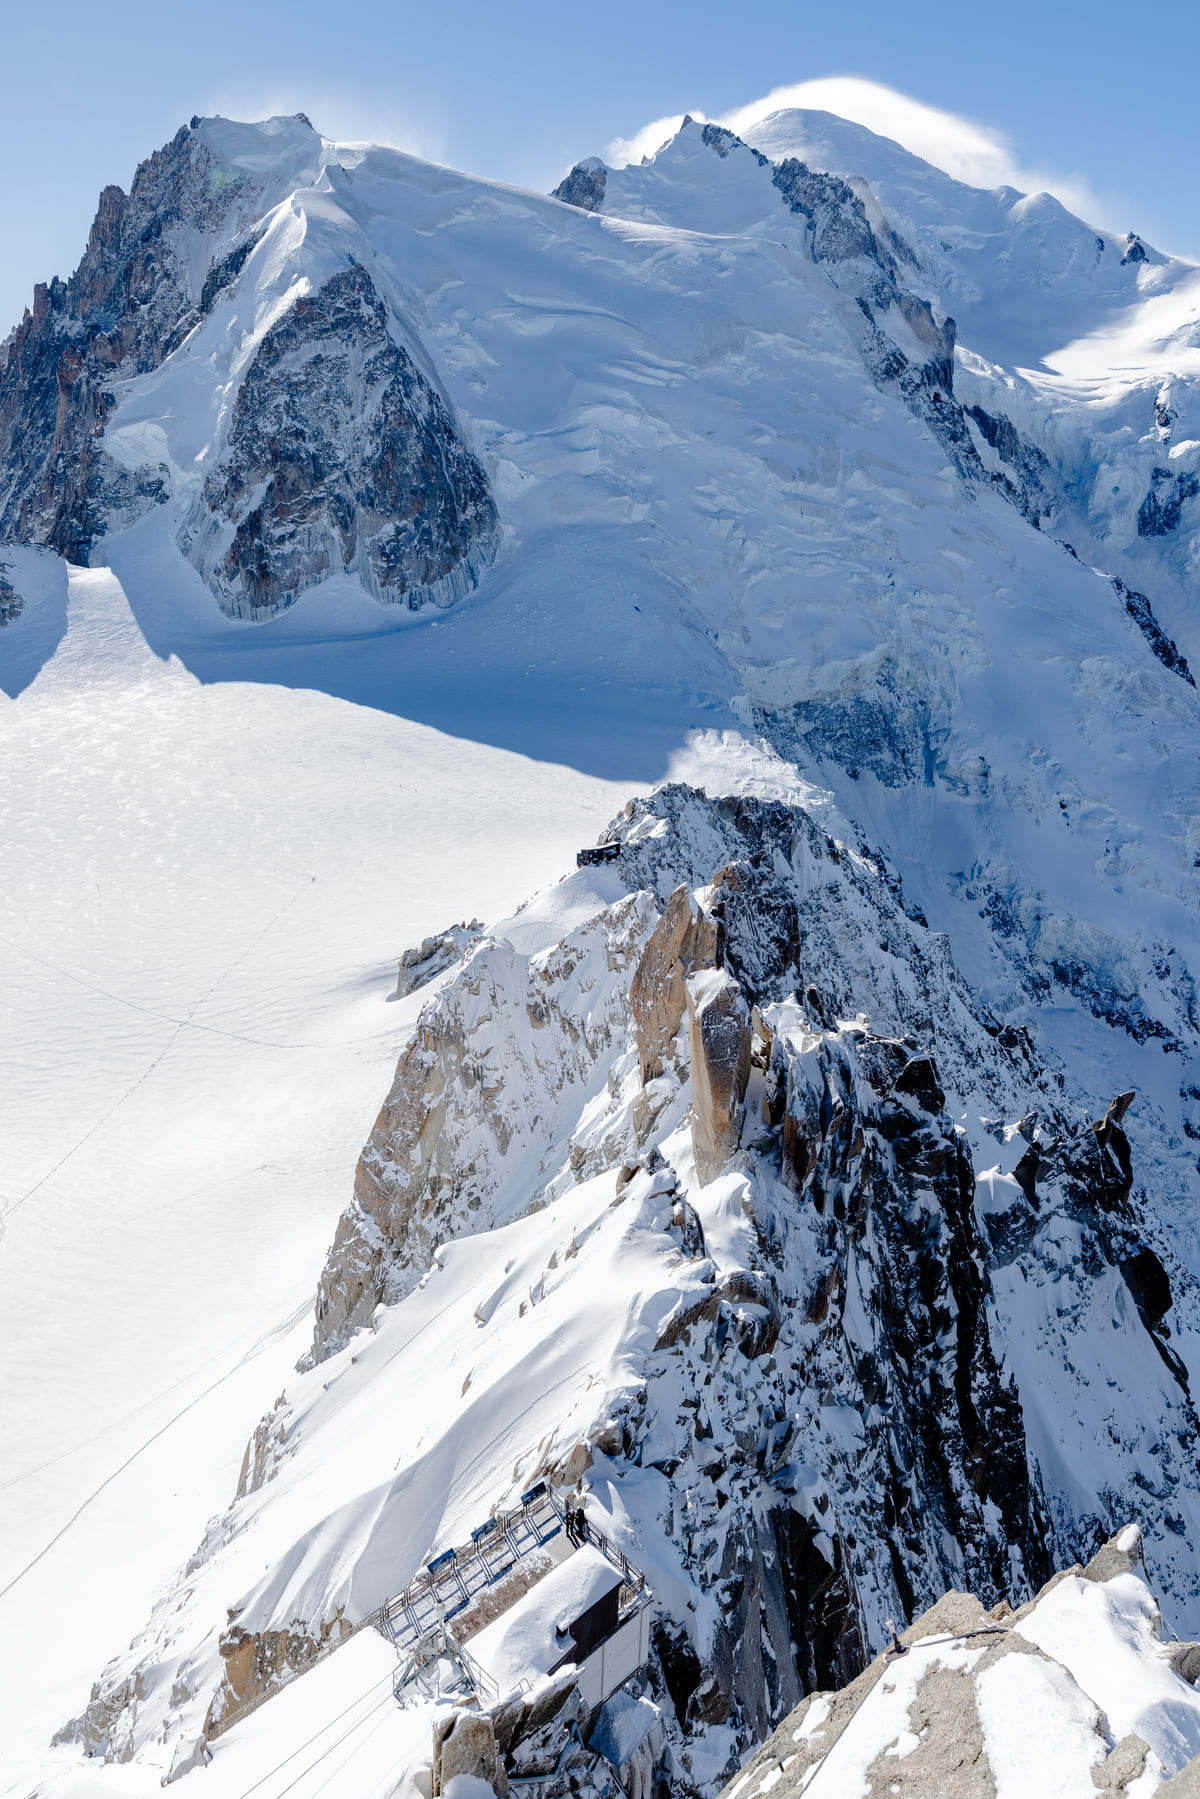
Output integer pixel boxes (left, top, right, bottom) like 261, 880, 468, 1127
51, 787, 1200, 1788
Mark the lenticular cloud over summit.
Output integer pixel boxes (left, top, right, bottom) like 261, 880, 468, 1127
607, 76, 1107, 226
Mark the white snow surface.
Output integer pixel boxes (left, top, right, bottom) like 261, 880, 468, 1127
1015, 1572, 1200, 1777
467, 1543, 621, 1694
975, 1652, 1107, 1799
735, 1558, 1200, 1798
0, 555, 645, 1793
4, 97, 1200, 1799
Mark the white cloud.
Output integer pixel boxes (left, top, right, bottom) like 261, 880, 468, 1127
723, 79, 1022, 190
604, 112, 708, 170
605, 77, 1110, 230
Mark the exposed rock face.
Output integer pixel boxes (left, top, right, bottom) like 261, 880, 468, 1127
180, 261, 499, 618
204, 1610, 355, 1740
700, 121, 768, 166
64, 788, 1200, 1784
434, 1708, 509, 1797
0, 120, 315, 561
0, 560, 23, 624
761, 1004, 1052, 1616
966, 401, 1060, 525
1138, 465, 1200, 539
297, 785, 1200, 1736
51, 1668, 148, 1763
311, 888, 658, 1358
718, 1528, 1200, 1799
1111, 575, 1195, 681
629, 884, 720, 1083
396, 919, 485, 999
1, 116, 498, 623
686, 968, 751, 1184
552, 159, 607, 212
770, 153, 1050, 525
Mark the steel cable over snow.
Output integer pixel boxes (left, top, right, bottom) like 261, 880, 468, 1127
232, 1672, 398, 1799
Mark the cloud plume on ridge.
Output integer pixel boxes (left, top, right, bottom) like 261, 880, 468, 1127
605, 77, 1109, 229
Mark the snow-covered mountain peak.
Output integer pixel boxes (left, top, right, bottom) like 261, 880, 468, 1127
186, 110, 327, 179
6, 97, 1200, 1799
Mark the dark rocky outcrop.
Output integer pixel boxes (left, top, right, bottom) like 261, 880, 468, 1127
686, 968, 752, 1183
966, 401, 1058, 525
768, 155, 1064, 535
1138, 465, 1200, 539
0, 560, 23, 624
699, 122, 768, 167
180, 261, 498, 618
552, 160, 607, 212
1, 116, 498, 624
1111, 575, 1194, 682
0, 120, 294, 561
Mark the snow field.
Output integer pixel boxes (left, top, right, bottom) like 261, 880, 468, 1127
0, 556, 642, 1792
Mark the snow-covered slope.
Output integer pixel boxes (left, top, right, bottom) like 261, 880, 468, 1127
4, 96, 1200, 1799
32, 784, 1200, 1799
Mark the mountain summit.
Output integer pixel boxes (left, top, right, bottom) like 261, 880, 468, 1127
3, 103, 1200, 1799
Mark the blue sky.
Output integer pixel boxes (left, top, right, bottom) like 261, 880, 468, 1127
2, 0, 1197, 332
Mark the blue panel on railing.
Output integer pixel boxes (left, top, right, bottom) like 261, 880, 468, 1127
520, 1481, 548, 1506
427, 1549, 457, 1574
471, 1518, 498, 1542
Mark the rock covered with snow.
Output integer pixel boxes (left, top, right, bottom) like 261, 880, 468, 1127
0, 117, 325, 562
59, 783, 1200, 1789
312, 881, 659, 1356
13, 100, 1200, 1799
721, 1525, 1200, 1798
396, 919, 487, 999
180, 260, 497, 616
0, 115, 498, 618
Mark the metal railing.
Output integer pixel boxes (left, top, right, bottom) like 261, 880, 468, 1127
381, 1485, 651, 1710
377, 1485, 648, 1659
377, 1483, 567, 1656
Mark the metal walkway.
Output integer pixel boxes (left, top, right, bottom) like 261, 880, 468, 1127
379, 1483, 569, 1656
379, 1483, 649, 1709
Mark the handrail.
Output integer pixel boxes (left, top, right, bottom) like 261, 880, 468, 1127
379, 1486, 563, 1636
377, 1490, 647, 1647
